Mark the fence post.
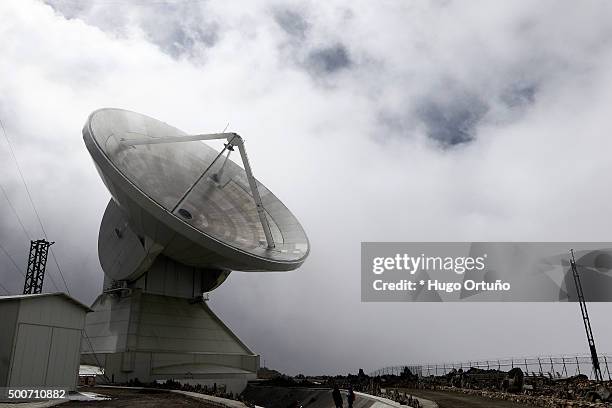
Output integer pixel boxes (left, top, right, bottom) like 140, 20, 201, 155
538, 358, 543, 375
549, 357, 554, 376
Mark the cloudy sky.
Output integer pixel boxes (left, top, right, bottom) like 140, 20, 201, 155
1, 0, 612, 375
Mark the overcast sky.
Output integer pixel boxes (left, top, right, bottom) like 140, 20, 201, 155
1, 0, 612, 376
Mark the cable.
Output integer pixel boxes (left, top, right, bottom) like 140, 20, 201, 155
0, 181, 61, 292
0, 119, 109, 379
0, 119, 49, 239
0, 228, 61, 293
0, 243, 12, 294
0, 119, 107, 380
0, 239, 61, 293
82, 329, 112, 383
0, 118, 70, 295
0, 183, 32, 241
48, 249, 70, 294
0, 241, 25, 277
0, 118, 108, 377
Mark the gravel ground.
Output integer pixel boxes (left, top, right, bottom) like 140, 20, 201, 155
63, 387, 216, 407
407, 389, 538, 408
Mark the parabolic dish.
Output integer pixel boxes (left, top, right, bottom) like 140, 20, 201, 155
83, 108, 309, 273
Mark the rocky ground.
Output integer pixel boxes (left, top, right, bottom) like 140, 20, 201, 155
405, 389, 539, 408
403, 386, 612, 408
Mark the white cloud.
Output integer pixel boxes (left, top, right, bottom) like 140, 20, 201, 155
0, 0, 612, 374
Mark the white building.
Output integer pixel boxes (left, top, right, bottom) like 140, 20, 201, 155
0, 293, 91, 391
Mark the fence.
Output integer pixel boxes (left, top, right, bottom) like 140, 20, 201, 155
370, 354, 612, 381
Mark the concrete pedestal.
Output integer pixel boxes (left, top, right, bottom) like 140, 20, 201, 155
81, 290, 258, 394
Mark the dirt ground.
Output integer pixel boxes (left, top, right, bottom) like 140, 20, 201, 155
407, 389, 538, 408
64, 387, 216, 407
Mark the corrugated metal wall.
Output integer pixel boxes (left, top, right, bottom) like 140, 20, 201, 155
0, 301, 19, 387
1, 295, 87, 390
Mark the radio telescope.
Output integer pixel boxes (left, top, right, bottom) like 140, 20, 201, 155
81, 108, 309, 392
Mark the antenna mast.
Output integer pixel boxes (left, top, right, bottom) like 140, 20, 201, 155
23, 239, 54, 295
569, 249, 603, 382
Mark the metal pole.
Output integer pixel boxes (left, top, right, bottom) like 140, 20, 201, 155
538, 358, 543, 375
120, 132, 234, 146
235, 139, 275, 248
570, 250, 603, 382
550, 357, 554, 376
171, 137, 234, 213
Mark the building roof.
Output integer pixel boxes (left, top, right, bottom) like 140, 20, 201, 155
0, 292, 93, 312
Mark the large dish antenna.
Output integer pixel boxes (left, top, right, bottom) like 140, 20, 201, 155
83, 108, 309, 286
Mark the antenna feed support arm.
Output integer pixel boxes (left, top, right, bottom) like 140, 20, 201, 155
227, 135, 276, 250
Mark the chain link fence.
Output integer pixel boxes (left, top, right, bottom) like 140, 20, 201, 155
371, 354, 612, 380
